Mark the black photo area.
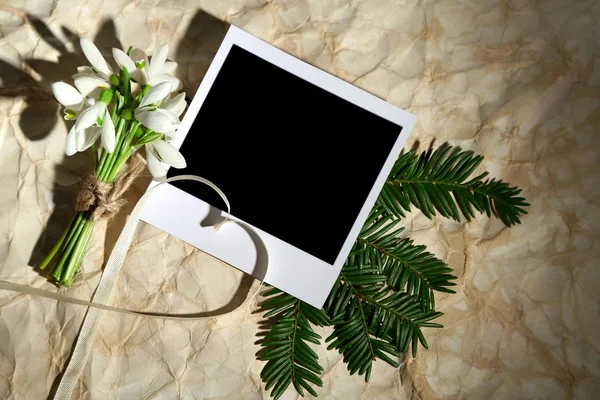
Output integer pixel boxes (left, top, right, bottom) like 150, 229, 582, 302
168, 45, 402, 264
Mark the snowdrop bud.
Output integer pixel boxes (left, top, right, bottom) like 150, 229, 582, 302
109, 74, 121, 86
121, 109, 134, 120
99, 89, 113, 105
134, 126, 144, 138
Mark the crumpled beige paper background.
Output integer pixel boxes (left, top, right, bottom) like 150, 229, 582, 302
1, 1, 599, 399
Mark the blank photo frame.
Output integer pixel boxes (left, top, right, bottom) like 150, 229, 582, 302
140, 26, 416, 308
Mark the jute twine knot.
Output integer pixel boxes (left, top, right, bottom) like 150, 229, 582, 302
75, 154, 146, 222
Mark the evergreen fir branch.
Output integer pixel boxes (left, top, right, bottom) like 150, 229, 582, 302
258, 145, 528, 399
381, 146, 529, 226
352, 211, 456, 310
356, 235, 457, 308
326, 299, 390, 381
324, 263, 442, 378
259, 288, 329, 399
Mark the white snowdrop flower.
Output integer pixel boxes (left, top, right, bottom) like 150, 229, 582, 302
72, 74, 110, 98
134, 82, 181, 134
79, 38, 112, 79
51, 81, 95, 120
71, 38, 114, 98
67, 100, 115, 155
111, 43, 180, 90
145, 139, 186, 180
52, 82, 114, 156
160, 92, 186, 140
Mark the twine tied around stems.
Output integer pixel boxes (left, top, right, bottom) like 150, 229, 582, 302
75, 154, 146, 222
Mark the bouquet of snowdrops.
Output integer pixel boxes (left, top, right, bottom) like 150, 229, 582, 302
40, 38, 188, 287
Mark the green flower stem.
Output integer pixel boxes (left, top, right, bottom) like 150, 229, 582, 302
60, 219, 94, 287
47, 213, 84, 275
102, 119, 131, 181
96, 148, 111, 176
104, 121, 139, 182
92, 143, 99, 166
106, 148, 133, 182
125, 122, 140, 146
38, 214, 78, 270
135, 130, 161, 148
98, 119, 127, 181
52, 116, 137, 285
51, 214, 86, 281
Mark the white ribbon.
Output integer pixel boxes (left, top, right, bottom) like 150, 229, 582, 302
0, 174, 267, 399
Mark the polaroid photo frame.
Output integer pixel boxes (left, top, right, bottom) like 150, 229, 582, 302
140, 25, 416, 308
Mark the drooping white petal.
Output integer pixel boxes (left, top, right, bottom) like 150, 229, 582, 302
139, 81, 171, 108
52, 82, 84, 109
112, 48, 136, 73
156, 108, 180, 125
164, 130, 176, 141
162, 92, 186, 117
152, 139, 186, 168
74, 102, 105, 132
127, 82, 142, 99
129, 69, 146, 84
160, 61, 177, 74
76, 126, 101, 151
101, 109, 115, 152
148, 74, 181, 92
84, 97, 96, 108
148, 43, 168, 77
124, 48, 149, 84
80, 38, 112, 76
130, 48, 148, 67
134, 110, 173, 133
76, 66, 95, 74
65, 126, 78, 156
145, 144, 167, 179
73, 74, 109, 97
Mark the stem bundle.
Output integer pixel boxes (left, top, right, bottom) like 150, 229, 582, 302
39, 72, 143, 287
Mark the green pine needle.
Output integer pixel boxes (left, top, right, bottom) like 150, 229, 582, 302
382, 146, 529, 226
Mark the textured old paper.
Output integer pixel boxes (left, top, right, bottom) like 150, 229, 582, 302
1, 1, 599, 399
